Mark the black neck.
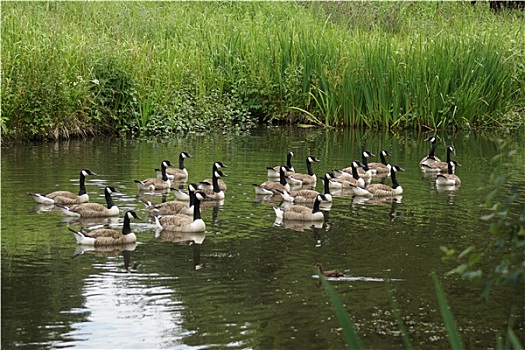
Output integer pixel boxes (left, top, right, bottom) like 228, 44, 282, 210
286, 153, 293, 169
306, 159, 314, 176
446, 148, 453, 163
323, 175, 331, 195
279, 168, 288, 186
122, 214, 132, 235
351, 164, 360, 180
312, 197, 322, 213
390, 168, 400, 189
380, 152, 388, 165
189, 190, 195, 206
428, 141, 437, 158
104, 190, 115, 209
212, 172, 221, 193
79, 172, 87, 195
161, 163, 169, 181
361, 154, 369, 170
193, 197, 202, 221
447, 163, 454, 175
179, 154, 186, 170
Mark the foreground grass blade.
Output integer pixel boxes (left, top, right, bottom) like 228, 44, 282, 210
386, 281, 414, 350
318, 273, 363, 350
432, 274, 464, 349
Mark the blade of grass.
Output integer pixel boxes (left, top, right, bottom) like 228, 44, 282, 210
432, 273, 464, 350
386, 281, 414, 350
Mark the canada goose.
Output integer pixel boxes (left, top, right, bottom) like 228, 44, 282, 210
141, 183, 198, 216
278, 173, 333, 203
368, 150, 392, 175
357, 151, 375, 180
286, 156, 320, 186
267, 151, 295, 178
57, 186, 119, 217
328, 161, 366, 189
353, 165, 405, 197
436, 160, 461, 187
199, 161, 228, 192
28, 169, 97, 205
421, 146, 455, 173
419, 136, 442, 167
68, 210, 141, 246
156, 151, 192, 181
314, 262, 344, 278
154, 192, 207, 232
135, 160, 173, 191
254, 165, 291, 195
199, 170, 227, 201
273, 194, 326, 221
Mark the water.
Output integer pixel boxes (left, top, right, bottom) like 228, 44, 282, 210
2, 127, 524, 349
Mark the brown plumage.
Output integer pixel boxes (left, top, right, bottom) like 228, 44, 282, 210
135, 160, 174, 191
57, 186, 119, 217
287, 156, 320, 186
69, 211, 140, 246
254, 166, 291, 195
28, 169, 96, 205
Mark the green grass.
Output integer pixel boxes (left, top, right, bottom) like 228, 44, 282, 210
2, 2, 524, 139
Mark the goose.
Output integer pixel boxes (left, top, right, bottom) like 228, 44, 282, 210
267, 151, 295, 178
68, 210, 141, 246
141, 183, 198, 216
154, 192, 207, 232
199, 170, 227, 201
135, 160, 173, 191
278, 173, 333, 203
286, 156, 320, 187
419, 136, 442, 167
273, 194, 326, 221
28, 169, 96, 205
436, 160, 461, 187
314, 262, 344, 278
353, 165, 405, 197
155, 151, 192, 181
254, 166, 291, 195
368, 150, 392, 176
199, 161, 228, 192
357, 151, 375, 180
57, 186, 120, 217
421, 146, 455, 173
328, 161, 366, 189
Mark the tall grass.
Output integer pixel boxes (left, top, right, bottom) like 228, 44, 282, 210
2, 2, 524, 139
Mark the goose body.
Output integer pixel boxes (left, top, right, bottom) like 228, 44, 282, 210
353, 165, 405, 197
199, 169, 227, 201
420, 136, 442, 168
286, 156, 320, 186
368, 150, 392, 176
28, 169, 96, 205
314, 263, 344, 278
254, 166, 291, 195
141, 184, 198, 216
156, 152, 192, 181
68, 211, 140, 246
154, 192, 206, 232
279, 173, 333, 203
356, 151, 375, 180
199, 161, 228, 192
422, 146, 455, 173
273, 194, 326, 221
135, 160, 173, 191
329, 161, 366, 189
58, 186, 119, 217
267, 151, 295, 178
436, 161, 461, 187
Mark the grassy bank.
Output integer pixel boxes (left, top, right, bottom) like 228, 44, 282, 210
2, 2, 524, 139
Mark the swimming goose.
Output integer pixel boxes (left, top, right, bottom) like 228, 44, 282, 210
328, 161, 366, 189
436, 160, 461, 187
28, 169, 96, 205
141, 183, 198, 216
267, 151, 295, 178
368, 150, 392, 176
68, 210, 141, 246
199, 161, 228, 192
273, 194, 326, 221
286, 156, 320, 186
135, 160, 173, 191
154, 192, 207, 232
419, 136, 442, 167
277, 173, 333, 203
57, 186, 120, 217
254, 166, 291, 195
353, 165, 405, 197
199, 170, 227, 201
421, 146, 455, 173
156, 152, 192, 181
314, 262, 344, 278
357, 151, 375, 180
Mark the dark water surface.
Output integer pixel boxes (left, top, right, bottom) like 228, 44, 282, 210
2, 127, 524, 349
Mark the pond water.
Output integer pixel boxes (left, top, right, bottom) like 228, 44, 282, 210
2, 127, 524, 349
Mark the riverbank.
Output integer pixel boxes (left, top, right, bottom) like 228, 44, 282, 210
2, 2, 524, 140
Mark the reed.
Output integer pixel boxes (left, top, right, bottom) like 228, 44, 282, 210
2, 2, 524, 139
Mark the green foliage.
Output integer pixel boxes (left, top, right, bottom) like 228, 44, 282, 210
1, 2, 524, 139
442, 138, 525, 300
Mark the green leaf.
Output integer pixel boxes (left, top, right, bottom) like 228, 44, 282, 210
507, 328, 524, 350
458, 246, 475, 259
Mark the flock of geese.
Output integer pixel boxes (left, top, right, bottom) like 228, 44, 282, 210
27, 136, 461, 257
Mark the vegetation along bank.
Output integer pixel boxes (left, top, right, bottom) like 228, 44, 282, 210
2, 1, 524, 140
